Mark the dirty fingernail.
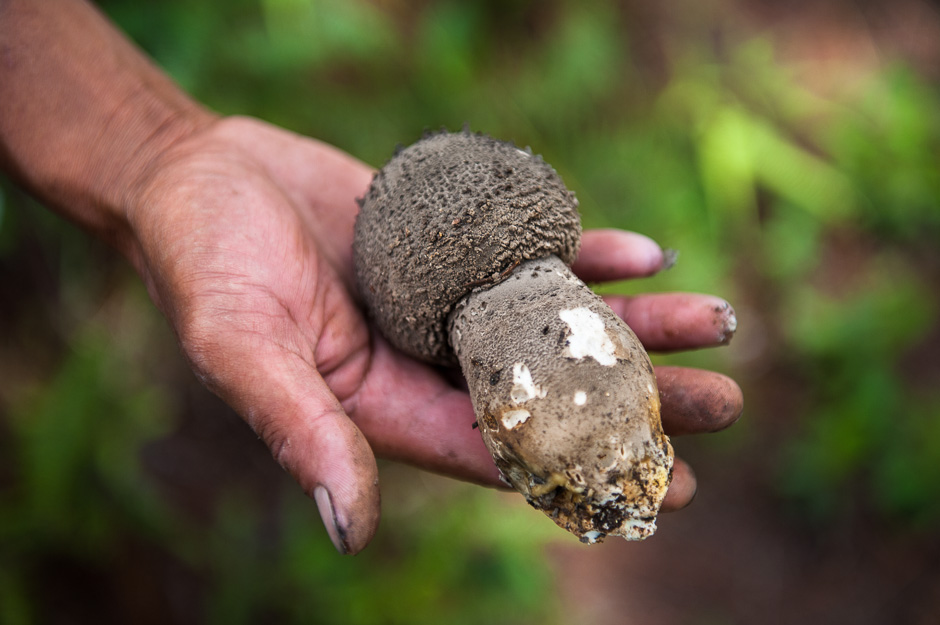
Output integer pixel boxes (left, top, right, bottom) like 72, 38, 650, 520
314, 485, 349, 555
661, 248, 679, 271
716, 301, 738, 344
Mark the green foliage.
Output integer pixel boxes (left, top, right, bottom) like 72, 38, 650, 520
3, 0, 940, 621
0, 315, 177, 622
180, 467, 561, 625
263, 479, 560, 625
778, 261, 940, 523
828, 68, 940, 239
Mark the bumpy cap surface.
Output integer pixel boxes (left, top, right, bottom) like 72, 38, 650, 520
353, 131, 581, 364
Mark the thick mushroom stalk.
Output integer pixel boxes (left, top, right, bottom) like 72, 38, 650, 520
353, 130, 674, 543
450, 256, 672, 541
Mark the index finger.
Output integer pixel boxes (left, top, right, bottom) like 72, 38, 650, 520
572, 229, 673, 282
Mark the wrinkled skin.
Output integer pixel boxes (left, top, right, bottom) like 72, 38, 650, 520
124, 117, 743, 554
0, 0, 742, 556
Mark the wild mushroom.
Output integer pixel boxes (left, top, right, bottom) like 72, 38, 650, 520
353, 130, 673, 542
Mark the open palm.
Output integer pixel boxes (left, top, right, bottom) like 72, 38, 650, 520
124, 116, 742, 554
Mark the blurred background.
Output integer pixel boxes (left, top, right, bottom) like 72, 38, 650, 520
2, 0, 939, 623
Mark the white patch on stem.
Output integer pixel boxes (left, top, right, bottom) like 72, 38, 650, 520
501, 409, 531, 429
574, 391, 587, 406
559, 307, 617, 366
511, 363, 542, 403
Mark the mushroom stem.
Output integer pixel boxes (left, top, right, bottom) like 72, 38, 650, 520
448, 255, 673, 542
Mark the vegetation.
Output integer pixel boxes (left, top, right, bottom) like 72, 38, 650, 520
1, 0, 938, 622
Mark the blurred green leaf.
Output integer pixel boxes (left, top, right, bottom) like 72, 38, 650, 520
4, 0, 940, 621
786, 262, 934, 361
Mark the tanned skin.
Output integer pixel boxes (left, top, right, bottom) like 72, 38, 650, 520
0, 0, 742, 554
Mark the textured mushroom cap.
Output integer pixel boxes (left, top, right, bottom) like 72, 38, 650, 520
353, 131, 581, 364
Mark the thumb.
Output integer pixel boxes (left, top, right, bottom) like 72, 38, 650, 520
266, 378, 380, 556
197, 342, 381, 555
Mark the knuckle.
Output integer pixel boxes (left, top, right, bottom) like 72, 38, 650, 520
271, 432, 294, 471
176, 305, 228, 388
254, 415, 295, 471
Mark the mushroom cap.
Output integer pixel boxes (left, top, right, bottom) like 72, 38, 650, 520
353, 130, 582, 364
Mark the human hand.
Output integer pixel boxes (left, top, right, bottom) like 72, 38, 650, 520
0, 0, 739, 555
123, 117, 742, 554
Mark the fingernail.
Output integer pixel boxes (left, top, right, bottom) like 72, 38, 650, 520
715, 301, 737, 344
722, 310, 738, 343
661, 248, 679, 271
314, 486, 349, 555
